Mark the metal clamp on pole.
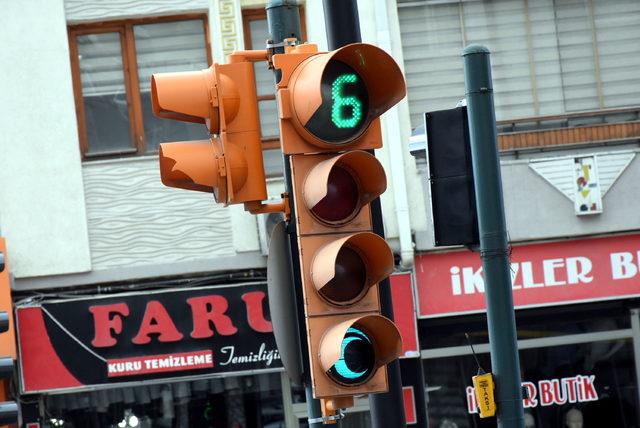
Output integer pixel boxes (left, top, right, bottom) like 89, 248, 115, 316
308, 410, 345, 425
266, 38, 298, 50
266, 38, 298, 69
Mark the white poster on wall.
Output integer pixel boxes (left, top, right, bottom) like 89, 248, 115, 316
574, 156, 603, 215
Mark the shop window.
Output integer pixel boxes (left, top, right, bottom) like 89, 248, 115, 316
423, 339, 638, 428
43, 373, 285, 427
68, 16, 212, 159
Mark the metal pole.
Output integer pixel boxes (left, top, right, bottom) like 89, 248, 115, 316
266, 0, 302, 54
462, 44, 524, 428
266, 3, 324, 427
322, 1, 406, 427
322, 0, 361, 49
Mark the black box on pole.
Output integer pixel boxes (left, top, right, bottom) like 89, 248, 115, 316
425, 106, 479, 247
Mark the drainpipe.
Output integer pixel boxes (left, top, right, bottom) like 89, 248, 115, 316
373, 0, 414, 269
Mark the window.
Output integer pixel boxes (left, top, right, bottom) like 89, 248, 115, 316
423, 340, 637, 427
68, 16, 212, 159
44, 373, 287, 427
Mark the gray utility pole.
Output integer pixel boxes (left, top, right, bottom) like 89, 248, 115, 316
462, 44, 525, 428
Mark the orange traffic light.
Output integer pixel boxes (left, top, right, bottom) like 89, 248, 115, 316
151, 54, 267, 207
150, 40, 406, 420
273, 42, 406, 419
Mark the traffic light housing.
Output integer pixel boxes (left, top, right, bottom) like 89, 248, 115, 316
0, 313, 17, 425
151, 53, 269, 209
273, 42, 406, 418
0, 241, 18, 425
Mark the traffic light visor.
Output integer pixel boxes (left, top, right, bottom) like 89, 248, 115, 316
320, 315, 402, 386
291, 43, 406, 145
151, 68, 219, 132
304, 151, 387, 225
311, 232, 393, 306
159, 141, 220, 193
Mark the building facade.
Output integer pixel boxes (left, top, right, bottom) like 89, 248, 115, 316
1, 0, 639, 427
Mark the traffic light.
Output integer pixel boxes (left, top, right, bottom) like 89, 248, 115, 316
0, 242, 18, 424
151, 52, 270, 210
0, 313, 17, 425
272, 42, 406, 418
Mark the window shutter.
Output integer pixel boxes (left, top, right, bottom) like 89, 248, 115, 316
399, 3, 465, 128
398, 0, 640, 126
134, 20, 208, 92
593, 0, 640, 108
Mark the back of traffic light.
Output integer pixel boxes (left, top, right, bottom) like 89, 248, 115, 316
272, 42, 406, 419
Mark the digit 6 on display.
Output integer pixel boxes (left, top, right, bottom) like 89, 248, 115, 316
273, 42, 406, 418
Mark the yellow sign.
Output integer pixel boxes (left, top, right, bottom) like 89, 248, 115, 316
472, 372, 496, 418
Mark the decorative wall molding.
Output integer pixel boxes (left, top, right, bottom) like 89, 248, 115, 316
210, 0, 244, 63
82, 157, 235, 271
65, 0, 208, 23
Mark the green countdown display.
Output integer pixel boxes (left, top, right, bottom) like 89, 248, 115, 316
331, 74, 364, 129
304, 60, 369, 144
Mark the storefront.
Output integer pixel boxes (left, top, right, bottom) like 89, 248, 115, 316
16, 231, 638, 427
13, 274, 421, 428
15, 282, 286, 428
415, 233, 640, 428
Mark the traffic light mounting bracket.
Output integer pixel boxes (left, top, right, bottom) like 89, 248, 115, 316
244, 193, 290, 219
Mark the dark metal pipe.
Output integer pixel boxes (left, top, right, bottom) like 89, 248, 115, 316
463, 44, 525, 428
322, 1, 406, 427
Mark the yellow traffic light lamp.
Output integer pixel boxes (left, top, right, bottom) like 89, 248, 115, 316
272, 41, 406, 419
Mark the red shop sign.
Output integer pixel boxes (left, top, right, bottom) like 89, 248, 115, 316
390, 273, 420, 357
16, 282, 281, 394
416, 234, 640, 318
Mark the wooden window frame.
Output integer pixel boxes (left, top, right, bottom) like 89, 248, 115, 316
242, 7, 306, 150
68, 14, 212, 161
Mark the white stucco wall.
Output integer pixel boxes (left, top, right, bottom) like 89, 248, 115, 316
65, 0, 208, 23
0, 0, 92, 278
358, 0, 429, 243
